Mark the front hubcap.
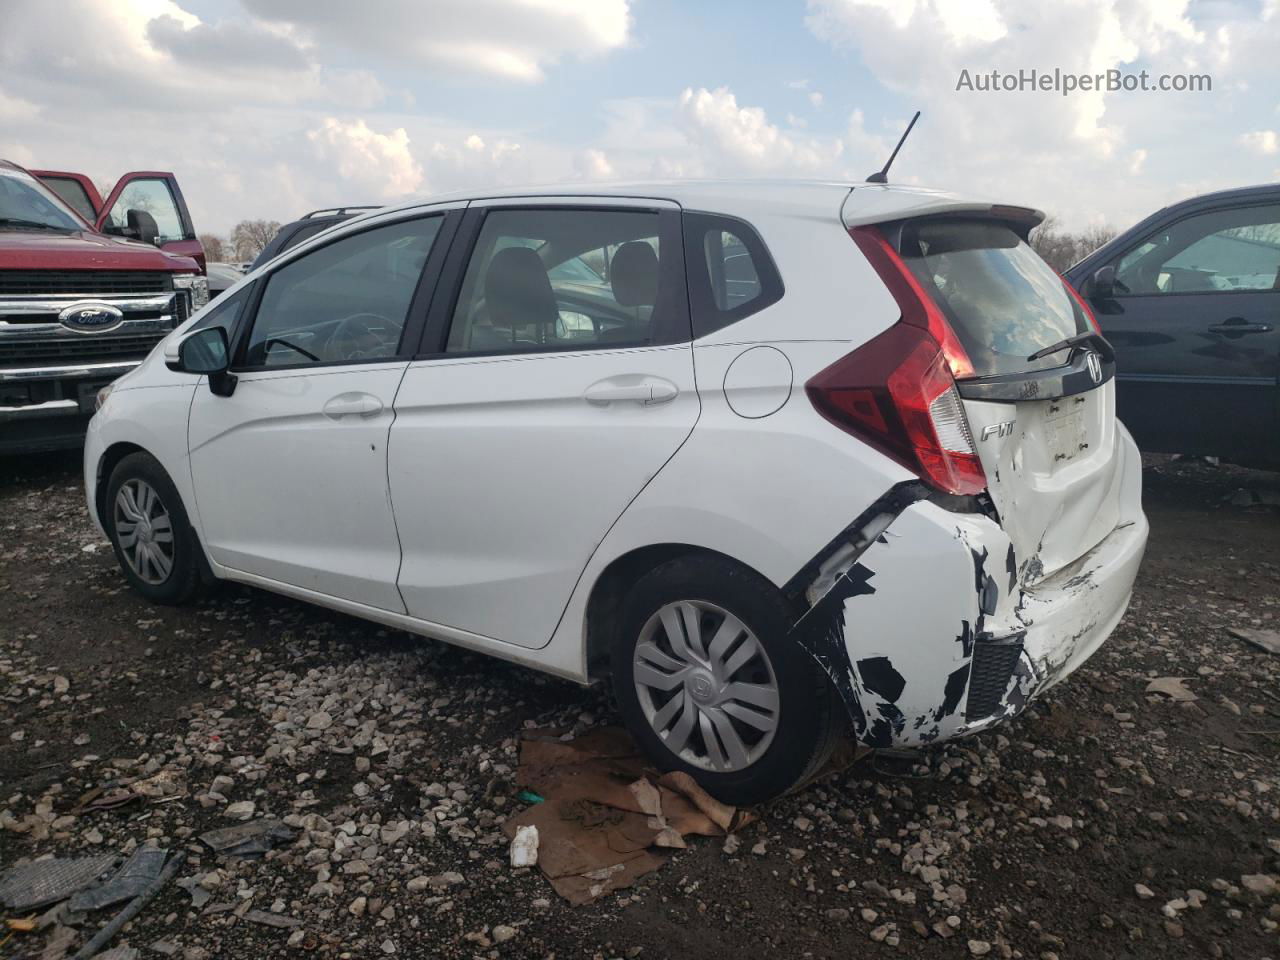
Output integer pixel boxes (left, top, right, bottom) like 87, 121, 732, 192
632, 599, 780, 773
114, 479, 175, 585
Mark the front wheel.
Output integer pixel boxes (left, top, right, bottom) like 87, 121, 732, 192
104, 452, 203, 605
611, 555, 844, 805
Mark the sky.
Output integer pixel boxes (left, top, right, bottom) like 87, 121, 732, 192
1, 0, 1278, 236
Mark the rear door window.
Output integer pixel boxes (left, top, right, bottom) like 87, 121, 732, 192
899, 219, 1088, 376
445, 207, 685, 354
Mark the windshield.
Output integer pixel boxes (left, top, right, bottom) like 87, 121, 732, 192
900, 219, 1087, 377
0, 167, 84, 231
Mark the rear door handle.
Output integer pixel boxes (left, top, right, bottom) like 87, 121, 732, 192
584, 377, 679, 406
1208, 317, 1273, 336
322, 392, 383, 420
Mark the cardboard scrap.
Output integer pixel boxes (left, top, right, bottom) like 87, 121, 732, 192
502, 727, 753, 905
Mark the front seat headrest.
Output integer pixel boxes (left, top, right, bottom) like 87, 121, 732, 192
484, 246, 559, 330
611, 241, 660, 307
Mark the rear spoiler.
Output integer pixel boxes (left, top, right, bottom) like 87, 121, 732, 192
842, 187, 1044, 238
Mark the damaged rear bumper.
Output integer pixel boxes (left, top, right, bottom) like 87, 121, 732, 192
789, 458, 1147, 750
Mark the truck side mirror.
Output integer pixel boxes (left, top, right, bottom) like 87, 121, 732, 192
1084, 264, 1116, 299
166, 327, 237, 396
127, 209, 160, 246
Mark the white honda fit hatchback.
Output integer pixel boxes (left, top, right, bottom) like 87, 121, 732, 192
85, 181, 1147, 803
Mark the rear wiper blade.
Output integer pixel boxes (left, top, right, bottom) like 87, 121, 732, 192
1027, 331, 1114, 363
0, 217, 72, 231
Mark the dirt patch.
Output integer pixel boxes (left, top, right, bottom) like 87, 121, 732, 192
1, 451, 1277, 958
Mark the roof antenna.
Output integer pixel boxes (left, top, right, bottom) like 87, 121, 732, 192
865, 110, 920, 184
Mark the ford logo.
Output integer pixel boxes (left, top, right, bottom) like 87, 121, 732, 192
59, 302, 124, 334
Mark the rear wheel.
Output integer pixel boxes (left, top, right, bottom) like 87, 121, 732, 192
611, 555, 843, 805
105, 452, 202, 605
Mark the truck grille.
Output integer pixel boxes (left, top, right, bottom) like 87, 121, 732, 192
964, 638, 1025, 720
0, 271, 174, 296
0, 334, 165, 364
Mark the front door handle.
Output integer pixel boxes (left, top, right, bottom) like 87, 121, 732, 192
1208, 317, 1273, 337
584, 376, 679, 406
322, 392, 383, 420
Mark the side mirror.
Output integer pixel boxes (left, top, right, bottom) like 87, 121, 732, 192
166, 327, 237, 396
127, 209, 160, 246
1084, 264, 1116, 299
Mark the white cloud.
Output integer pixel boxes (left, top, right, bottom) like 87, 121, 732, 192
802, 0, 1252, 228
574, 148, 616, 179
240, 0, 632, 82
1239, 130, 1279, 154
677, 87, 844, 174
809, 90, 825, 108
307, 119, 424, 198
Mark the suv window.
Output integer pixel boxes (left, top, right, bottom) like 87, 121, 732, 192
242, 216, 441, 368
106, 178, 185, 242
1114, 204, 1280, 295
683, 213, 782, 337
446, 208, 673, 354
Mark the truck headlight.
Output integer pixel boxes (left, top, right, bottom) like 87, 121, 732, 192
95, 383, 115, 411
173, 273, 210, 311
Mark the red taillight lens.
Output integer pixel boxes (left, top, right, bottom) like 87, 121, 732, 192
1063, 278, 1100, 332
806, 324, 986, 495
849, 226, 976, 379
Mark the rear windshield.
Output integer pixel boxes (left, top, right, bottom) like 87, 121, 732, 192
899, 219, 1087, 377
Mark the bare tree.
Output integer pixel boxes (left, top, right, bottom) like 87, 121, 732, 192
199, 233, 227, 262
230, 219, 281, 261
1030, 215, 1117, 273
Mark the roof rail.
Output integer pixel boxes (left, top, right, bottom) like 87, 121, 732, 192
300, 205, 381, 220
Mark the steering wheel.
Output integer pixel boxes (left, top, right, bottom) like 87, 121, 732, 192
328, 312, 400, 361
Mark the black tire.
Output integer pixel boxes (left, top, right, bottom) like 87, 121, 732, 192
611, 554, 844, 806
104, 452, 203, 605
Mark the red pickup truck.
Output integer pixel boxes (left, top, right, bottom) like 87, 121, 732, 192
0, 160, 208, 455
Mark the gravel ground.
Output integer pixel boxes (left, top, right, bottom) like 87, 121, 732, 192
1, 451, 1278, 960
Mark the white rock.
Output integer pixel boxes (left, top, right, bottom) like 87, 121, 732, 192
225, 801, 255, 821
510, 824, 539, 868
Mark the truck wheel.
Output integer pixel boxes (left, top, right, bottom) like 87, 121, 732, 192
104, 452, 202, 605
611, 554, 844, 806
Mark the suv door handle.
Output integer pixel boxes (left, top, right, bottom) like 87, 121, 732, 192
1207, 317, 1273, 337
584, 377, 679, 406
323, 392, 383, 420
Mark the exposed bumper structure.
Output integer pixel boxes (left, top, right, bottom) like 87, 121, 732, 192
790, 429, 1147, 749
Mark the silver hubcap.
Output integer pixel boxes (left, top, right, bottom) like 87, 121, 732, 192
114, 479, 174, 585
632, 600, 780, 773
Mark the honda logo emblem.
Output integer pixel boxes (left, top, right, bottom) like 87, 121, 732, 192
1084, 351, 1102, 385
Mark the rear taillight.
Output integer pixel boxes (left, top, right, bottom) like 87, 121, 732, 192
1063, 278, 1100, 332
805, 225, 986, 496
850, 226, 975, 378
807, 324, 986, 495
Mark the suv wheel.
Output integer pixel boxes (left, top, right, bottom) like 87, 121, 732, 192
612, 555, 844, 805
105, 452, 202, 605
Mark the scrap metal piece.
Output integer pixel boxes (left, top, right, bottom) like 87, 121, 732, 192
72, 851, 185, 960
0, 854, 118, 912
198, 818, 295, 858
243, 909, 302, 928
1228, 626, 1280, 656
70, 846, 168, 912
